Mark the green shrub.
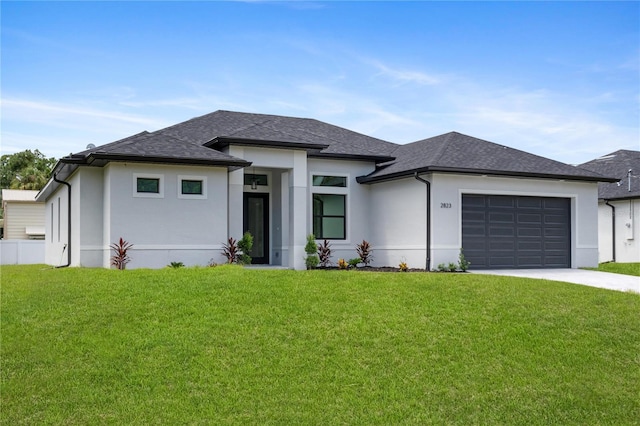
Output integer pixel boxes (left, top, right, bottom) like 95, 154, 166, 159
238, 231, 253, 265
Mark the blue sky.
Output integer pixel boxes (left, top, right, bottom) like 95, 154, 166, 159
2, 1, 638, 164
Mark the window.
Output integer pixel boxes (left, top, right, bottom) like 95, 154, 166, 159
313, 194, 346, 239
182, 180, 202, 195
133, 173, 164, 198
244, 174, 268, 186
313, 175, 347, 187
137, 178, 159, 193
178, 175, 207, 199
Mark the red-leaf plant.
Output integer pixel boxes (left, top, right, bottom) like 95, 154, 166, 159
221, 237, 240, 264
110, 237, 134, 270
317, 239, 332, 268
356, 240, 373, 266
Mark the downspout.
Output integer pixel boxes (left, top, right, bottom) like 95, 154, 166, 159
53, 173, 71, 268
605, 200, 615, 262
414, 172, 431, 270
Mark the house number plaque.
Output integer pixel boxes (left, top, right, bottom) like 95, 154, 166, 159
440, 202, 452, 208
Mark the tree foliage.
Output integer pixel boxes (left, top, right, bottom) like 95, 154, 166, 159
0, 150, 56, 191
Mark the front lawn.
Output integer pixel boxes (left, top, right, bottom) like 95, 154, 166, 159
2, 265, 639, 424
586, 262, 640, 276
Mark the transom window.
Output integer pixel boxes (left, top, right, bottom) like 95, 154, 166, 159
182, 179, 203, 195
133, 173, 164, 198
313, 194, 346, 240
137, 178, 160, 193
312, 175, 347, 187
244, 174, 268, 186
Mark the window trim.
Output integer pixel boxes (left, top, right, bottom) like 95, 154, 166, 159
178, 175, 207, 199
133, 173, 164, 198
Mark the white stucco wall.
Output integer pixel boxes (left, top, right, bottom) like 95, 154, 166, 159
598, 198, 639, 263
102, 163, 229, 269
44, 180, 71, 267
307, 158, 376, 264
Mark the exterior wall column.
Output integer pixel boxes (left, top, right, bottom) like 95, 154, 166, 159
289, 151, 307, 270
228, 168, 244, 242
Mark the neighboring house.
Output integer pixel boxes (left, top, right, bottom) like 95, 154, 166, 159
36, 110, 615, 270
1, 189, 45, 240
579, 150, 640, 263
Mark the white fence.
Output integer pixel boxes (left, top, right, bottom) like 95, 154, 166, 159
0, 240, 45, 265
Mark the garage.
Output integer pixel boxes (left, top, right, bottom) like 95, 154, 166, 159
462, 194, 571, 269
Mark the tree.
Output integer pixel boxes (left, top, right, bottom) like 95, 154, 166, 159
0, 150, 56, 190
0, 149, 57, 218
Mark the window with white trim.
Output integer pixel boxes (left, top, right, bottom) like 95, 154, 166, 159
311, 174, 348, 240
133, 173, 164, 198
178, 175, 207, 199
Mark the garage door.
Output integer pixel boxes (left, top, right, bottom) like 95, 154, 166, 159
462, 194, 570, 269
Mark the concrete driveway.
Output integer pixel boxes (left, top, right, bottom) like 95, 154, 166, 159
470, 268, 639, 293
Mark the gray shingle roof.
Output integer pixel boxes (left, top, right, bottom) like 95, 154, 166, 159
358, 132, 615, 183
65, 130, 249, 167
579, 150, 640, 200
160, 110, 397, 160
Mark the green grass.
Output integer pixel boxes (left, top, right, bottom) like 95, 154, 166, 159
585, 262, 640, 277
2, 265, 639, 425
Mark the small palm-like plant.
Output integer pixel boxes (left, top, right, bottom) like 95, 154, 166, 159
356, 240, 373, 266
110, 237, 133, 270
337, 258, 348, 270
317, 239, 332, 267
399, 261, 408, 272
222, 237, 239, 264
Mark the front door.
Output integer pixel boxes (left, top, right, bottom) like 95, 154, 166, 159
243, 193, 269, 264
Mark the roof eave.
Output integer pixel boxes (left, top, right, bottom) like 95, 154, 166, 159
308, 152, 396, 163
86, 153, 251, 168
205, 136, 329, 151
357, 166, 617, 184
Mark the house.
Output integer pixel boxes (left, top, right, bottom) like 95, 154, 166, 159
36, 110, 616, 270
579, 150, 640, 263
1, 189, 45, 240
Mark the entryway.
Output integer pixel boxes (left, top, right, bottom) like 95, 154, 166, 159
243, 193, 269, 264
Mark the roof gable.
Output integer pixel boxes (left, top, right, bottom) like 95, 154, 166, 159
359, 132, 615, 183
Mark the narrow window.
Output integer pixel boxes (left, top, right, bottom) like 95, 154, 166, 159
312, 194, 346, 239
50, 203, 54, 243
244, 174, 268, 186
181, 179, 203, 195
312, 175, 347, 187
57, 197, 61, 242
137, 177, 160, 193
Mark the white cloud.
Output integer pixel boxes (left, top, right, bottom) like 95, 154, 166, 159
369, 60, 442, 86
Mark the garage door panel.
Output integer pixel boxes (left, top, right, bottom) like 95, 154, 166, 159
462, 195, 570, 269
489, 226, 515, 237
488, 197, 515, 208
517, 198, 542, 208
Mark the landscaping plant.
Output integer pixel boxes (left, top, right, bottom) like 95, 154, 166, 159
305, 234, 320, 269
337, 258, 348, 270
356, 240, 373, 266
317, 239, 332, 267
221, 237, 239, 264
238, 231, 253, 265
458, 249, 471, 272
110, 237, 133, 270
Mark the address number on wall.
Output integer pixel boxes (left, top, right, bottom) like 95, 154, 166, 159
440, 202, 452, 209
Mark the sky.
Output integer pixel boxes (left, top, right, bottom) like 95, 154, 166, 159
1, 1, 638, 165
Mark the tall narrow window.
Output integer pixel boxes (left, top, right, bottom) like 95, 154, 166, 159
50, 203, 54, 243
313, 194, 346, 239
57, 197, 61, 242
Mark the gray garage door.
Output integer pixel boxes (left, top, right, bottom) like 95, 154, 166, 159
462, 194, 571, 269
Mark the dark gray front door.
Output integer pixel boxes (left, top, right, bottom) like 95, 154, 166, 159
243, 193, 269, 264
462, 194, 570, 269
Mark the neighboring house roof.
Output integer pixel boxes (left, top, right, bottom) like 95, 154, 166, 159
2, 189, 40, 202
579, 150, 640, 200
358, 132, 615, 183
